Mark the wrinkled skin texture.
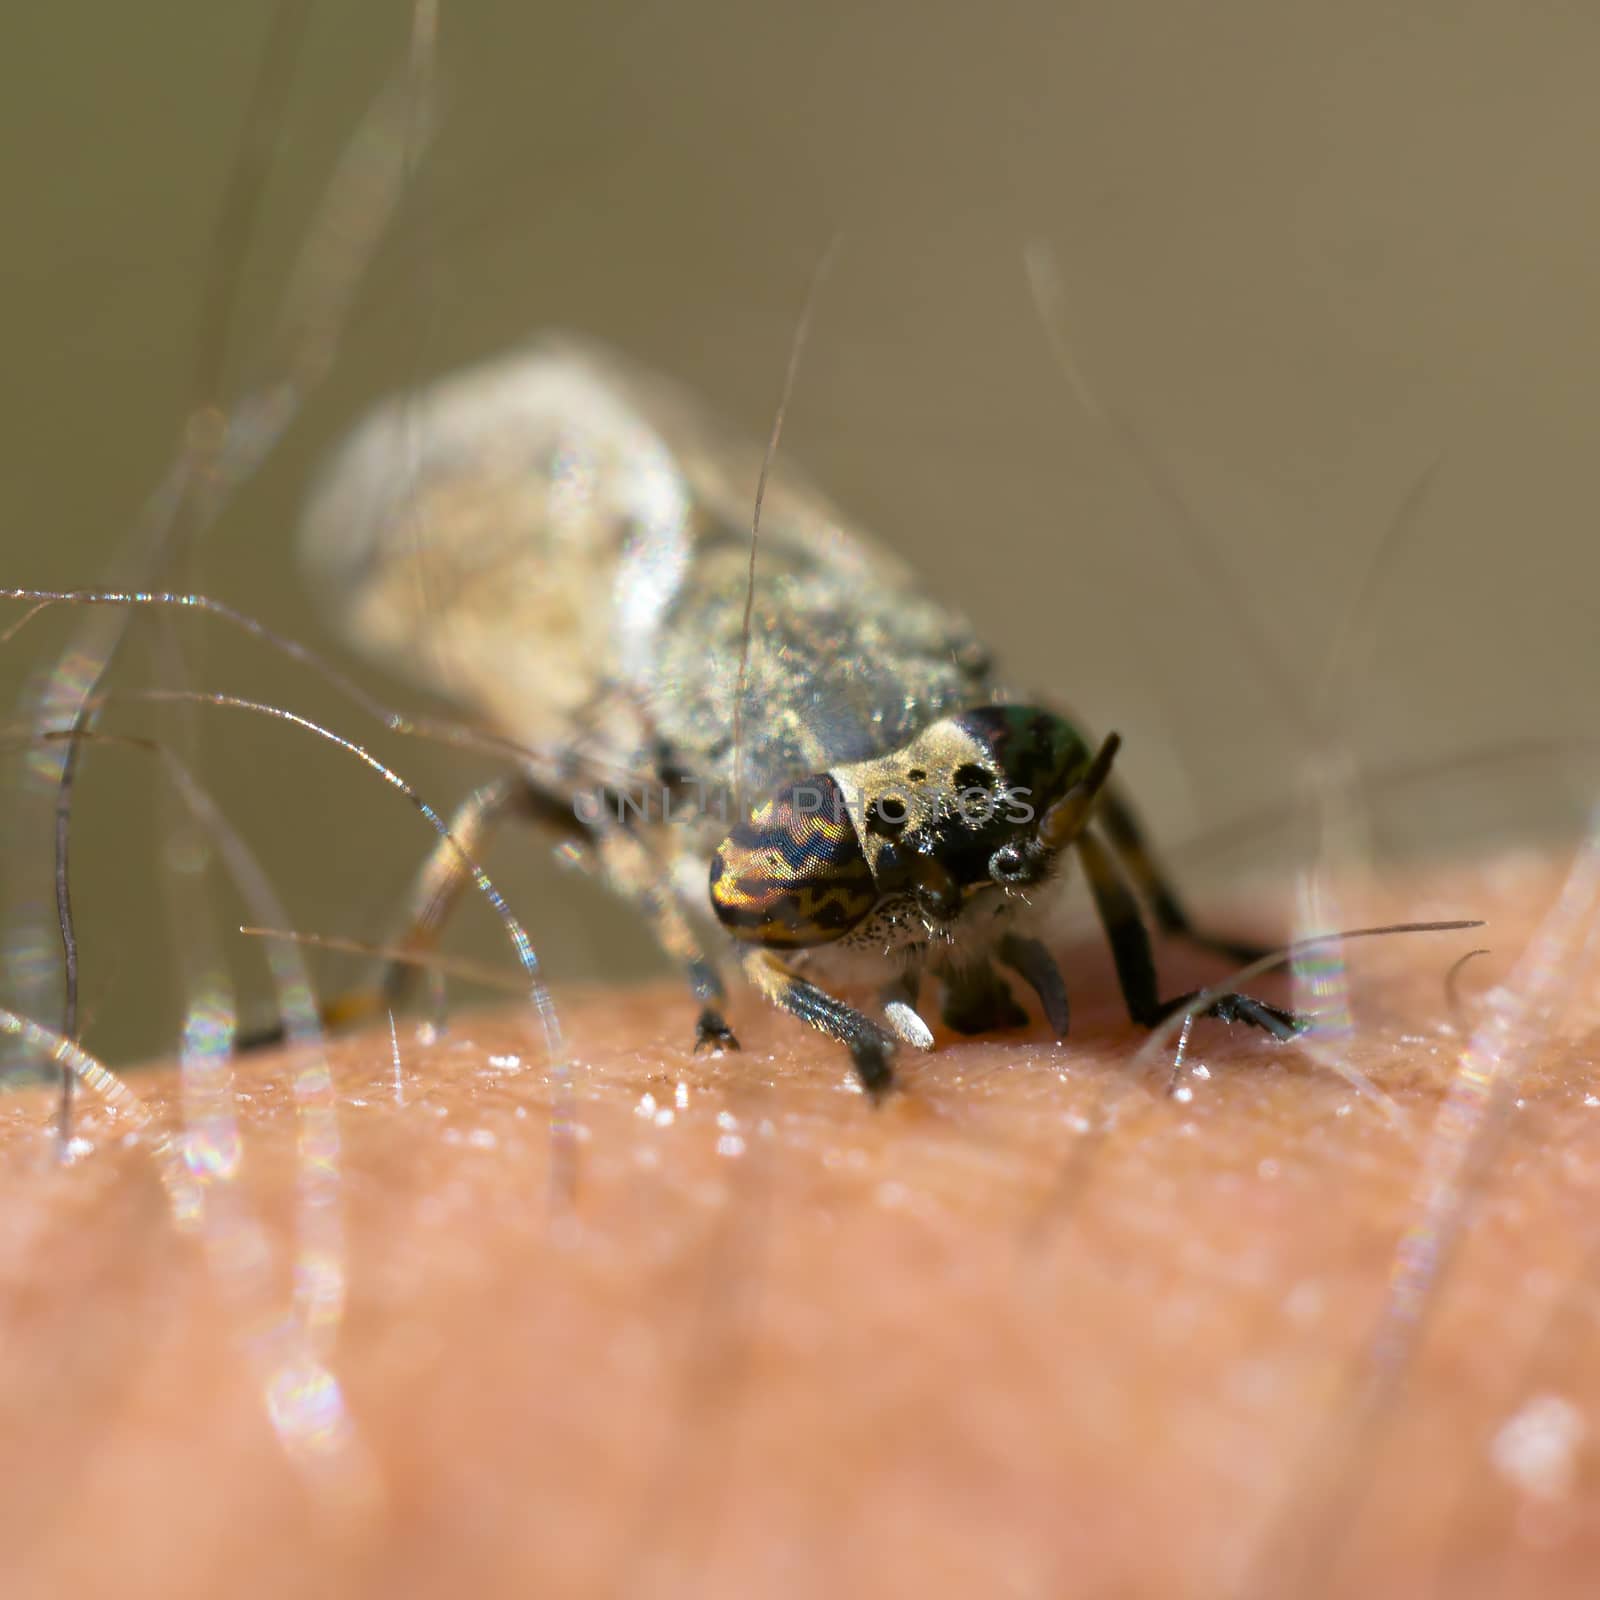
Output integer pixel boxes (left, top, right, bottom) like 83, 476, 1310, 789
2, 854, 1598, 1600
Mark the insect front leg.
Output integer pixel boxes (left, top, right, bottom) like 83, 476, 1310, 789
1076, 829, 1302, 1040
360, 775, 548, 1032
238, 774, 536, 1047
739, 948, 897, 1099
996, 934, 1071, 1037
305, 776, 739, 1052
1097, 782, 1277, 967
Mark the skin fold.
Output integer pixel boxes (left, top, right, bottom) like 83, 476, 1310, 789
1, 851, 1597, 1600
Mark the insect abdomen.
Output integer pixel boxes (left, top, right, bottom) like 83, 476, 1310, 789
710, 777, 876, 946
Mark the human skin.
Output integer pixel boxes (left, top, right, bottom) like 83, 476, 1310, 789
1, 853, 1598, 1600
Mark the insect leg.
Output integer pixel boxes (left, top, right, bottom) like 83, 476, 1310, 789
359, 777, 744, 1052
243, 772, 741, 1052
237, 775, 536, 1048
373, 776, 542, 1012
1077, 829, 1302, 1040
1097, 782, 1275, 966
578, 825, 739, 1052
738, 948, 897, 1099
267, 775, 529, 1043
997, 933, 1071, 1037
940, 960, 1029, 1036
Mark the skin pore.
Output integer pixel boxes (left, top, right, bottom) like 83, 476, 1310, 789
2, 850, 1598, 1599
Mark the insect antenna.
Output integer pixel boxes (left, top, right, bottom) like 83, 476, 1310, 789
1039, 731, 1121, 848
729, 234, 842, 819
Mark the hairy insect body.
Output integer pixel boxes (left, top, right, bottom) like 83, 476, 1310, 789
303, 336, 1297, 1093
304, 339, 985, 798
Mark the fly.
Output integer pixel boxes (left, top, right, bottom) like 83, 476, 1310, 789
297, 334, 1302, 1096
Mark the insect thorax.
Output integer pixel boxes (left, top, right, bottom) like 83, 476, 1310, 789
643, 539, 996, 806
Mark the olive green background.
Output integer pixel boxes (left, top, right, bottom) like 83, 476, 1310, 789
6, 0, 1599, 1062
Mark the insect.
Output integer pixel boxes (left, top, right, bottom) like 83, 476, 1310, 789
299, 333, 1301, 1095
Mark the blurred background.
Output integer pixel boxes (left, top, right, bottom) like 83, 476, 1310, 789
6, 0, 1600, 1063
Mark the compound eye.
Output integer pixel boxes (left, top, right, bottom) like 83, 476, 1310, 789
710, 775, 876, 947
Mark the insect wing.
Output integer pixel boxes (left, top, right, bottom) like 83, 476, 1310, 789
298, 336, 993, 803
